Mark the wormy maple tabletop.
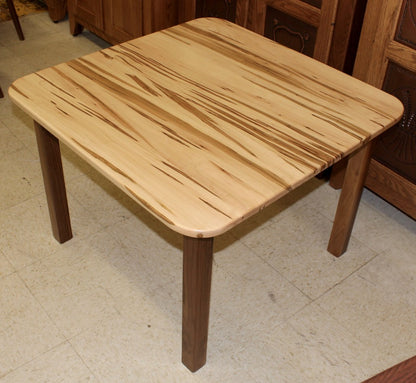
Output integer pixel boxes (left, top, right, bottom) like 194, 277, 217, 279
9, 18, 403, 238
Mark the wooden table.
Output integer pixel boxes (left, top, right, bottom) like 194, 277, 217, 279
9, 18, 403, 372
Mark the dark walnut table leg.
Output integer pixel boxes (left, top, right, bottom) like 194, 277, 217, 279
328, 143, 373, 257
182, 236, 213, 372
34, 122, 72, 243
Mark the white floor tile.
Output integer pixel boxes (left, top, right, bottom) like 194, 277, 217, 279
0, 274, 64, 377
0, 342, 97, 383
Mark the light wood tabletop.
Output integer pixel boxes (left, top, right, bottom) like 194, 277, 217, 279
9, 18, 403, 372
9, 18, 402, 239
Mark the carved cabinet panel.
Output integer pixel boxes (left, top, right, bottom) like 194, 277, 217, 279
263, 5, 317, 57
377, 62, 416, 185
247, 0, 367, 68
333, 0, 416, 218
395, 0, 416, 49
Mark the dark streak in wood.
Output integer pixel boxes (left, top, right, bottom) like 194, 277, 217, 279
73, 139, 137, 184
199, 198, 233, 219
125, 185, 176, 226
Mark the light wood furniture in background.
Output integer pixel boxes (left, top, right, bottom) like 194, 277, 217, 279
9, 18, 402, 372
331, 0, 416, 219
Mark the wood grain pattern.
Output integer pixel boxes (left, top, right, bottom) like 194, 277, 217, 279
9, 18, 403, 238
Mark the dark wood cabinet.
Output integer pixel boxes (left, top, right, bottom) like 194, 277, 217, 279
358, 0, 416, 218
69, 0, 113, 42
72, 0, 103, 30
195, 0, 237, 21
103, 0, 142, 43
247, 0, 367, 69
262, 4, 318, 58
68, 0, 179, 44
143, 0, 179, 34
46, 0, 67, 22
184, 0, 366, 72
331, 0, 416, 219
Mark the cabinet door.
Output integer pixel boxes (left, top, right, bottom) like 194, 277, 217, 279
104, 0, 142, 42
195, 0, 237, 21
71, 0, 104, 29
177, 0, 249, 26
249, 0, 338, 63
143, 0, 179, 35
335, 0, 416, 219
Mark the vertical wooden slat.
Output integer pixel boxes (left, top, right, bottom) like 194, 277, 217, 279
177, 0, 196, 23
235, 0, 250, 27
313, 0, 338, 62
352, 0, 402, 87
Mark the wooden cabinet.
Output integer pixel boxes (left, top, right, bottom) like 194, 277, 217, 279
178, 0, 249, 25
182, 0, 366, 72
247, 0, 367, 69
249, 0, 337, 62
195, 0, 237, 21
143, 0, 179, 34
349, 0, 416, 218
104, 0, 142, 42
46, 0, 67, 22
68, 0, 179, 44
69, 0, 103, 32
69, 0, 366, 74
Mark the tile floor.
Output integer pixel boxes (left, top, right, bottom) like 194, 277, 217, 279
1, 12, 416, 383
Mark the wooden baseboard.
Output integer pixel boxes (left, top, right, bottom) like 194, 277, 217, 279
363, 355, 416, 382
366, 159, 416, 220
329, 158, 416, 220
